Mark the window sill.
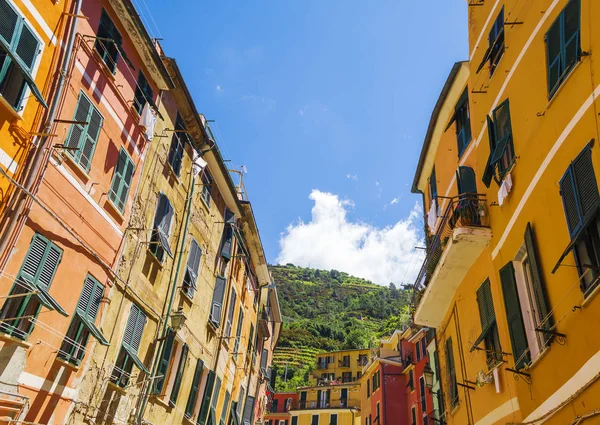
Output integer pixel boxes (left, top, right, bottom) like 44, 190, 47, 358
62, 152, 92, 185
150, 394, 173, 409
581, 277, 600, 307
0, 95, 23, 122
55, 356, 81, 371
0, 332, 31, 349
546, 60, 583, 108
199, 194, 211, 212
166, 163, 183, 184
525, 346, 550, 371
105, 198, 125, 224
107, 380, 127, 393
92, 49, 118, 82
146, 248, 165, 268
180, 287, 195, 303
183, 415, 196, 425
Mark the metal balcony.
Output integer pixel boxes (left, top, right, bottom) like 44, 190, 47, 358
413, 194, 492, 327
291, 399, 361, 411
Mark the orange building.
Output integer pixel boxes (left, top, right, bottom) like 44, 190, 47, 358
0, 0, 171, 423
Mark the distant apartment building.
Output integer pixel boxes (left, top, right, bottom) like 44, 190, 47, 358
0, 1, 280, 425
265, 392, 298, 425
412, 1, 600, 424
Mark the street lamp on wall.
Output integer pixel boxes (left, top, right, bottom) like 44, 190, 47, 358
423, 362, 434, 388
170, 307, 187, 331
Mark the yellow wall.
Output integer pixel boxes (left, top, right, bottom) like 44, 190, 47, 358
293, 410, 358, 425
414, 1, 600, 424
313, 349, 371, 383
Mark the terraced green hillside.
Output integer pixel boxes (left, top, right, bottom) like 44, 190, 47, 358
270, 264, 412, 391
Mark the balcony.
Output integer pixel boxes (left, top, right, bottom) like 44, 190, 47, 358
291, 399, 361, 411
258, 308, 271, 338
413, 194, 491, 327
357, 357, 369, 366
339, 359, 350, 368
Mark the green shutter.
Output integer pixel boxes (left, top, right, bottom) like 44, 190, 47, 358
490, 100, 512, 164
0, 1, 18, 45
186, 359, 204, 418
560, 166, 583, 237
572, 146, 599, 221
546, 12, 561, 94
123, 304, 146, 353
242, 396, 255, 425
66, 92, 103, 172
476, 279, 495, 334
170, 343, 189, 405
234, 307, 244, 354
482, 115, 496, 188
14, 23, 38, 70
109, 148, 134, 212
220, 391, 231, 425
458, 166, 477, 195
499, 262, 530, 369
19, 234, 62, 289
210, 276, 226, 327
198, 370, 216, 425
153, 330, 175, 394
445, 338, 457, 405
524, 223, 553, 340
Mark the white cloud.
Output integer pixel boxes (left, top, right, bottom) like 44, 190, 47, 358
390, 198, 399, 205
277, 190, 424, 286
375, 181, 380, 186
216, 85, 222, 91
346, 174, 359, 182
298, 105, 308, 116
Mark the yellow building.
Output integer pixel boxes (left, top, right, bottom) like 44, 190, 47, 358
412, 1, 600, 424
66, 50, 281, 425
290, 349, 369, 425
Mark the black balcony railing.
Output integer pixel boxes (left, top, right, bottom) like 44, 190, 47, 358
293, 399, 360, 410
357, 357, 369, 366
412, 194, 489, 310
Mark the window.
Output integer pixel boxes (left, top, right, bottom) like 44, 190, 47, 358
366, 376, 370, 397
133, 71, 153, 115
185, 359, 204, 418
167, 114, 188, 176
419, 376, 426, 412
183, 240, 202, 298
201, 169, 214, 207
59, 275, 108, 364
407, 369, 414, 392
291, 418, 298, 425
472, 279, 502, 367
233, 306, 245, 356
483, 100, 515, 187
341, 355, 350, 367
220, 209, 235, 260
0, 233, 66, 339
317, 389, 330, 408
111, 304, 149, 387
272, 399, 278, 413
330, 414, 337, 425
357, 371, 362, 379
411, 407, 416, 425
169, 343, 189, 405
153, 331, 176, 393
546, 0, 580, 97
557, 145, 600, 294
198, 370, 216, 425
237, 386, 247, 419
95, 9, 122, 73
375, 403, 380, 425
149, 193, 174, 262
220, 391, 231, 425
416, 343, 421, 361
242, 396, 255, 425
445, 337, 458, 408
423, 415, 429, 425
210, 376, 222, 425
260, 348, 269, 375
65, 92, 103, 172
477, 7, 505, 76
457, 166, 477, 196
311, 415, 319, 425
509, 223, 554, 363
429, 167, 438, 212
209, 276, 227, 328
224, 288, 237, 339
445, 89, 471, 157
342, 372, 352, 383
0, 0, 46, 110
108, 148, 134, 212
421, 338, 428, 359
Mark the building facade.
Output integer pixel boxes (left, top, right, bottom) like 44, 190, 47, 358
0, 1, 280, 425
265, 392, 298, 425
412, 1, 600, 424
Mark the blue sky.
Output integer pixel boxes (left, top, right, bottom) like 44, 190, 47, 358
138, 0, 468, 284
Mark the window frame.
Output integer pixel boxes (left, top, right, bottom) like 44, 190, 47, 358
94, 8, 122, 74
133, 71, 153, 115
65, 91, 104, 172
108, 147, 134, 213
149, 193, 175, 262
482, 99, 515, 187
111, 303, 149, 387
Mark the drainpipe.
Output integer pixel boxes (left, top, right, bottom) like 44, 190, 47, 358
0, 0, 83, 263
136, 168, 196, 425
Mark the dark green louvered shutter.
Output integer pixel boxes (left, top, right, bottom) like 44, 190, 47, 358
210, 376, 222, 424
80, 107, 102, 171
153, 330, 175, 394
573, 146, 599, 222
476, 279, 495, 335
499, 262, 530, 369
184, 240, 202, 295
242, 396, 255, 425
482, 115, 496, 188
292, 417, 298, 425
563, 0, 580, 71
490, 100, 512, 165
317, 390, 322, 407
20, 234, 62, 289
560, 167, 582, 237
458, 166, 477, 195
186, 359, 204, 418
233, 307, 244, 354
0, 1, 18, 45
123, 304, 146, 353
15, 24, 38, 70
524, 223, 553, 341
210, 276, 226, 327
221, 224, 234, 260
220, 391, 231, 425
198, 370, 216, 425
225, 290, 237, 337
546, 12, 561, 94
170, 343, 189, 405
65, 94, 92, 154
445, 338, 457, 405
77, 275, 104, 320
109, 148, 134, 212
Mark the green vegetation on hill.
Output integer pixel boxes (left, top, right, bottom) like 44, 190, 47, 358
270, 264, 412, 391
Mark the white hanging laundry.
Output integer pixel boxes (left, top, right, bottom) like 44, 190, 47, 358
139, 102, 157, 141
427, 199, 438, 232
497, 173, 513, 206
192, 153, 207, 176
